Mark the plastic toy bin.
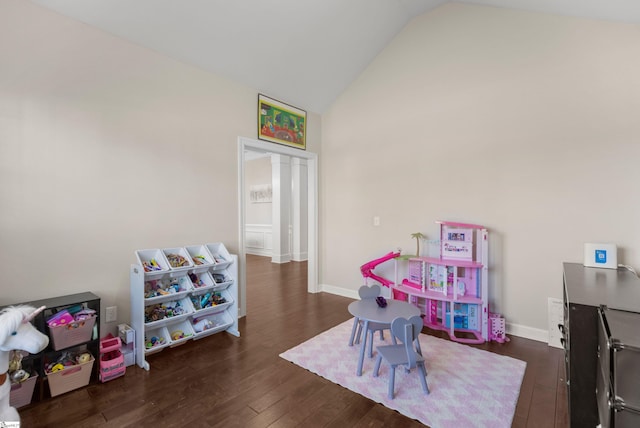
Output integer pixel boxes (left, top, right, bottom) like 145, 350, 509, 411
135, 249, 170, 277
188, 271, 215, 291
100, 336, 125, 382
10, 374, 38, 408
163, 247, 194, 270
47, 355, 95, 397
144, 276, 192, 302
185, 244, 215, 272
191, 311, 233, 338
144, 326, 170, 355
167, 319, 195, 347
206, 242, 233, 270
49, 315, 97, 351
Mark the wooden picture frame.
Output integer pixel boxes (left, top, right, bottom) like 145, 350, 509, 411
258, 94, 306, 150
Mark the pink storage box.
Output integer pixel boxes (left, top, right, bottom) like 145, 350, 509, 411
47, 356, 94, 397
48, 315, 96, 351
9, 374, 38, 408
47, 310, 74, 327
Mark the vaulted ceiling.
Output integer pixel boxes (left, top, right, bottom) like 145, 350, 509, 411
31, 0, 640, 113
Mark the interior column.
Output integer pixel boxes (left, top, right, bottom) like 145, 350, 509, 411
271, 154, 291, 263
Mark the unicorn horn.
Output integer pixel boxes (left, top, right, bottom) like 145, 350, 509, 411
23, 305, 46, 323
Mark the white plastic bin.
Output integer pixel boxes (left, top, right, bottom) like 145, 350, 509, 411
144, 297, 194, 329
188, 271, 215, 291
144, 326, 170, 355
136, 249, 170, 278
163, 247, 194, 277
190, 289, 234, 316
205, 242, 233, 270
167, 319, 195, 347
191, 312, 233, 339
144, 276, 192, 303
185, 245, 215, 273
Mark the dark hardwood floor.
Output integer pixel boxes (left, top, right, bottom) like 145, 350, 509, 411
19, 255, 568, 427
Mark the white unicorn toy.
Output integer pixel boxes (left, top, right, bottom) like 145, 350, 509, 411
0, 305, 49, 424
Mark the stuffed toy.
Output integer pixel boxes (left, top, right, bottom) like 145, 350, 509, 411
0, 305, 49, 423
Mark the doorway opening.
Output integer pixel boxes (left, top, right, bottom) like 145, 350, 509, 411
237, 137, 318, 317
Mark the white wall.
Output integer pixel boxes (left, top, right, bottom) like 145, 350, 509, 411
245, 157, 273, 224
4, 0, 639, 341
0, 0, 322, 333
245, 156, 273, 256
320, 3, 640, 337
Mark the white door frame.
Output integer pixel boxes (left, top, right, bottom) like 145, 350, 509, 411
237, 136, 319, 317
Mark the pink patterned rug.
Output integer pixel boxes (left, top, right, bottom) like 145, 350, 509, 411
280, 319, 526, 428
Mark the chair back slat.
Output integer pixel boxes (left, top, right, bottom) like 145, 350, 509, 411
391, 316, 423, 369
358, 284, 381, 300
403, 322, 418, 368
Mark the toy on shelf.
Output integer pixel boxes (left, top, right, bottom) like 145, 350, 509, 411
395, 221, 491, 344
144, 334, 167, 350
99, 335, 125, 383
45, 350, 92, 374
489, 312, 509, 343
410, 232, 426, 257
0, 305, 49, 424
192, 317, 214, 333
118, 324, 136, 367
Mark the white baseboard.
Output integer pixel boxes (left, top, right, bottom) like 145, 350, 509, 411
292, 251, 308, 262
320, 283, 553, 345
505, 322, 549, 344
246, 248, 271, 257
320, 283, 359, 300
271, 253, 291, 264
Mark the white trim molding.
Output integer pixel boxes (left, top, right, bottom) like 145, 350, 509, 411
245, 223, 273, 257
238, 136, 319, 318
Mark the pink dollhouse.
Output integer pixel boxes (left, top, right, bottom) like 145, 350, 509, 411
396, 221, 489, 344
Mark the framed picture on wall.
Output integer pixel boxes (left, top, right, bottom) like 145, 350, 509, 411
258, 94, 306, 150
249, 184, 272, 203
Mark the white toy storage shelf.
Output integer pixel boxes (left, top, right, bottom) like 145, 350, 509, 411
394, 221, 489, 344
130, 242, 239, 370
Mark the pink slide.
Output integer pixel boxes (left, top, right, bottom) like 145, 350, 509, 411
360, 251, 400, 288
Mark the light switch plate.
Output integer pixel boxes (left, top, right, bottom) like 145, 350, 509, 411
105, 306, 118, 323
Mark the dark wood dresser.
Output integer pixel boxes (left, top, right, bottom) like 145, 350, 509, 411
562, 262, 640, 427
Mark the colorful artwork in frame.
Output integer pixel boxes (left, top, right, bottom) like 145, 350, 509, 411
258, 94, 306, 150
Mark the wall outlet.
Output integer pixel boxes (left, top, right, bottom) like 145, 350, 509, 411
547, 297, 563, 349
105, 306, 118, 323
